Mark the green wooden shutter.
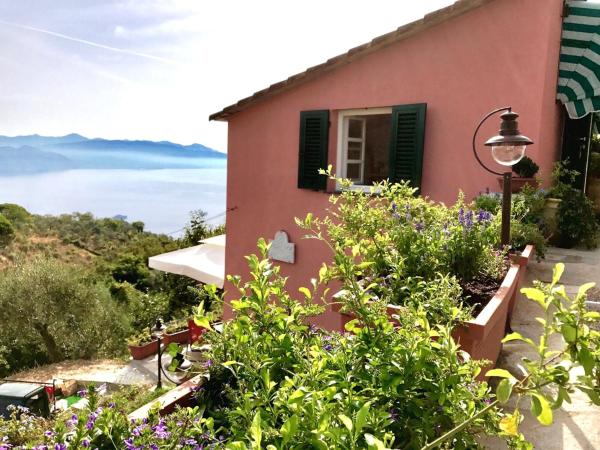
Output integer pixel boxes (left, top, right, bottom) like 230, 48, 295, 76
389, 103, 427, 190
298, 110, 329, 190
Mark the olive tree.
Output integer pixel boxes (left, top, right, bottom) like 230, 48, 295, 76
0, 257, 129, 365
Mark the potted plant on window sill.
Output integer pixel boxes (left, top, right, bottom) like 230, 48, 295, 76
497, 155, 539, 193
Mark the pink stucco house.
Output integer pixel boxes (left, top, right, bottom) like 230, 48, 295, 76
210, 0, 599, 328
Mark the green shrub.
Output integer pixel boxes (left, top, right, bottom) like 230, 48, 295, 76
0, 214, 15, 247
556, 187, 599, 248
0, 204, 31, 227
0, 258, 129, 367
473, 191, 501, 214
110, 281, 169, 332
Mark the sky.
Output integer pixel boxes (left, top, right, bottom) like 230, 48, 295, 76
0, 0, 455, 152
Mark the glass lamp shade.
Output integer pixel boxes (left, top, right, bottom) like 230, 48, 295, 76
490, 144, 526, 166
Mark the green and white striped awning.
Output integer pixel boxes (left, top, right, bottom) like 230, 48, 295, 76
558, 1, 600, 118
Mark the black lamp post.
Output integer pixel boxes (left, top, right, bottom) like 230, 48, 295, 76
151, 318, 167, 389
472, 107, 534, 248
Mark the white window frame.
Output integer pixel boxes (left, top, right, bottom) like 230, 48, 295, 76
336, 107, 392, 191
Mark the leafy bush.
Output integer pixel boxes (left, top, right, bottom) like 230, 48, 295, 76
473, 191, 501, 213
2, 242, 600, 449
512, 155, 539, 178
0, 258, 129, 367
110, 281, 169, 332
556, 187, 599, 249
0, 214, 15, 247
0, 204, 31, 227
296, 173, 503, 323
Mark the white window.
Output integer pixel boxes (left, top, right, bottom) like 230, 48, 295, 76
338, 108, 392, 186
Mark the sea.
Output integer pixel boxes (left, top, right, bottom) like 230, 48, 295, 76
0, 163, 227, 235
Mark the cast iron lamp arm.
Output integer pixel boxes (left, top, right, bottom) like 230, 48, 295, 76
472, 106, 512, 176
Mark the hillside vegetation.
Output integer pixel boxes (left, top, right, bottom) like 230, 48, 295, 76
0, 203, 224, 377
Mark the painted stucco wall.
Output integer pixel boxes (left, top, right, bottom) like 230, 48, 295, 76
222, 0, 565, 328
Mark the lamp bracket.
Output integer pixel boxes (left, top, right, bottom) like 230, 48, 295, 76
472, 106, 511, 177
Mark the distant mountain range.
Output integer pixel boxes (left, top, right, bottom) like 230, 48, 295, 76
0, 134, 226, 175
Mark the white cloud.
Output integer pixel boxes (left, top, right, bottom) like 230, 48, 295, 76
0, 0, 456, 151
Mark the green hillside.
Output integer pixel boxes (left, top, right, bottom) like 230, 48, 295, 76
0, 203, 223, 377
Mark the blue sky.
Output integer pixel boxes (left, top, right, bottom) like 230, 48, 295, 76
0, 0, 454, 151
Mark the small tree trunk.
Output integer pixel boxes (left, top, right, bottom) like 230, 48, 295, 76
33, 322, 63, 363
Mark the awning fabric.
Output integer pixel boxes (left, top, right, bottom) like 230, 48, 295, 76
558, 1, 600, 118
148, 234, 225, 288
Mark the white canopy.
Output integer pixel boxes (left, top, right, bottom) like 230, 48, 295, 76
148, 234, 226, 288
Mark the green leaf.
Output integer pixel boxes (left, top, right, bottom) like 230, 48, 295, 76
226, 443, 248, 450
364, 433, 387, 450
355, 402, 370, 434
338, 414, 353, 432
531, 393, 553, 426
486, 368, 516, 380
561, 324, 577, 343
552, 263, 565, 285
499, 412, 520, 436
496, 379, 514, 404
502, 331, 536, 348
250, 411, 262, 449
288, 389, 305, 403
299, 287, 312, 299
521, 288, 547, 308
280, 415, 299, 446
579, 347, 594, 376
193, 316, 213, 331
344, 319, 361, 333
577, 282, 596, 300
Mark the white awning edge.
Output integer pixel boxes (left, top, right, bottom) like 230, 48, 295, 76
148, 235, 225, 288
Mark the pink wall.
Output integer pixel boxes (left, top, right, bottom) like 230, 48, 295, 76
222, 0, 565, 328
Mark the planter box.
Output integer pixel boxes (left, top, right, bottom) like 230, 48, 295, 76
497, 177, 537, 193
128, 375, 205, 420
333, 246, 534, 379
128, 340, 158, 360
163, 329, 190, 345
506, 245, 535, 328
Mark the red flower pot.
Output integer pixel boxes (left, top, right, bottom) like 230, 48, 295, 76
128, 340, 159, 360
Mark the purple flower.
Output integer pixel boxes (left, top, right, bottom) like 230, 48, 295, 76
153, 419, 170, 439
458, 207, 465, 225
0, 436, 12, 450
204, 359, 213, 368
44, 431, 55, 438
77, 389, 88, 398
81, 440, 90, 448
405, 203, 412, 221
414, 222, 424, 232
477, 209, 492, 223
323, 344, 333, 352
54, 444, 67, 450
465, 210, 474, 229
108, 402, 116, 408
